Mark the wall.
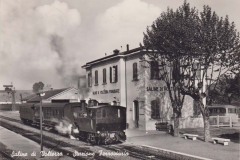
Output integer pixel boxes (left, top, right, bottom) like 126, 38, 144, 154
86, 59, 122, 104
140, 58, 203, 130
179, 96, 203, 128
125, 54, 146, 129
84, 51, 204, 131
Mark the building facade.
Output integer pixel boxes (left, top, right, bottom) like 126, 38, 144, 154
82, 46, 203, 130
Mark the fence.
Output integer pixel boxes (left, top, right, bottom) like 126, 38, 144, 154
209, 115, 233, 127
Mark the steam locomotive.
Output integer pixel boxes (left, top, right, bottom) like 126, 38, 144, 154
19, 100, 127, 144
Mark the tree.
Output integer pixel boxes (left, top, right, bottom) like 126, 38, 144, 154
142, 2, 200, 137
208, 73, 240, 105
33, 82, 45, 93
143, 1, 240, 141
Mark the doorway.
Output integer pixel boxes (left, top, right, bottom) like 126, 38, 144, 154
133, 100, 139, 128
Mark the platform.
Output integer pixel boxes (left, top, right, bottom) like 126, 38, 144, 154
0, 126, 73, 160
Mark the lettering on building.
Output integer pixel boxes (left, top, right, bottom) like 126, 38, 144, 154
92, 89, 120, 95
146, 86, 172, 92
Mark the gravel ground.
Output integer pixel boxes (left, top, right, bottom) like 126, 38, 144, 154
126, 130, 240, 160
1, 111, 239, 160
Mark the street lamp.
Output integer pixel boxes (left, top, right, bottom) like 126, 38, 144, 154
37, 92, 45, 154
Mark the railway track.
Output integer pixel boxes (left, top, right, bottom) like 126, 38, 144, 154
0, 114, 174, 160
0, 117, 114, 160
0, 115, 21, 123
99, 144, 174, 160
0, 150, 15, 160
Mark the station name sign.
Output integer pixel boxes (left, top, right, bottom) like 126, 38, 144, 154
92, 89, 120, 95
146, 86, 172, 92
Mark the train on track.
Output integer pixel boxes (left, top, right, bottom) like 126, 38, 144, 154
19, 100, 126, 144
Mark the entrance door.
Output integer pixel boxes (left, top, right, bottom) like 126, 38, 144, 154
133, 101, 139, 128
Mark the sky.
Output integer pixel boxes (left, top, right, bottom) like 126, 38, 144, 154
0, 0, 239, 90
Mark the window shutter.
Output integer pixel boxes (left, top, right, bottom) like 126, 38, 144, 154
151, 100, 155, 118
95, 70, 98, 85
115, 65, 118, 82
103, 68, 106, 84
150, 61, 154, 79
133, 63, 138, 80
110, 67, 112, 83
88, 73, 92, 87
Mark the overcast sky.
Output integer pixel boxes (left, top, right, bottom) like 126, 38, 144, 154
0, 0, 239, 90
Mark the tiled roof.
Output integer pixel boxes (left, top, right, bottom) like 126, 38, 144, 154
25, 88, 71, 102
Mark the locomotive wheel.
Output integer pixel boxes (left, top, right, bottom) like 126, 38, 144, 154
21, 118, 26, 124
114, 134, 119, 142
96, 137, 101, 145
104, 136, 112, 145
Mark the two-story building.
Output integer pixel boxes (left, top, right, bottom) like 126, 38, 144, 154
82, 45, 203, 130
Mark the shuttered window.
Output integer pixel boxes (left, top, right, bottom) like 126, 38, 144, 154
151, 98, 160, 119
133, 62, 138, 81
110, 67, 112, 83
88, 72, 92, 87
95, 70, 98, 85
150, 61, 159, 80
103, 68, 107, 84
110, 65, 118, 83
114, 65, 118, 82
193, 100, 201, 116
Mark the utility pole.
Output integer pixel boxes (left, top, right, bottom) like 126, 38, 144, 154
38, 91, 45, 155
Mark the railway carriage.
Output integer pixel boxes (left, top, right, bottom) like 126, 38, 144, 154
19, 103, 36, 124
19, 100, 127, 144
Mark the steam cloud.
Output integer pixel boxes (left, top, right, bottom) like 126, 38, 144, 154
0, 0, 82, 89
1, 0, 162, 89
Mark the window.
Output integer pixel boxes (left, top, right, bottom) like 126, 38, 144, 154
118, 109, 121, 118
151, 98, 160, 119
110, 65, 118, 83
102, 109, 106, 118
193, 100, 201, 116
103, 68, 107, 84
88, 72, 92, 87
95, 70, 98, 85
150, 61, 159, 79
228, 108, 236, 113
96, 110, 102, 118
133, 62, 138, 81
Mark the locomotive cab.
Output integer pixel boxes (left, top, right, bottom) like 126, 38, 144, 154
74, 104, 127, 144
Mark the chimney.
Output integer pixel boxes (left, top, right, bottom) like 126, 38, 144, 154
126, 44, 129, 51
80, 100, 86, 106
113, 49, 120, 55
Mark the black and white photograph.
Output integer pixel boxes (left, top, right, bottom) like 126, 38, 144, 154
0, 0, 239, 159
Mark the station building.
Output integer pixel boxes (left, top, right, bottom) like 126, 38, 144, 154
82, 46, 203, 130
